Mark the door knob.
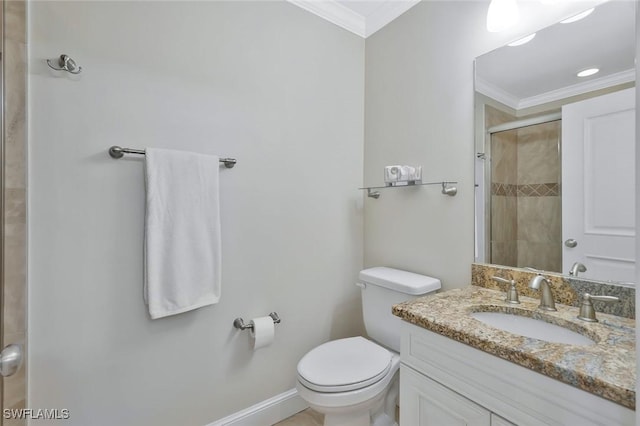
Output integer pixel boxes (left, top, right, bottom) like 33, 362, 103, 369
0, 344, 23, 377
564, 239, 578, 248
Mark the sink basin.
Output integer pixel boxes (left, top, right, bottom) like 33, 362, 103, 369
471, 312, 595, 346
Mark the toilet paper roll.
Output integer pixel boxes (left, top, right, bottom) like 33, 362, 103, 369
250, 316, 275, 350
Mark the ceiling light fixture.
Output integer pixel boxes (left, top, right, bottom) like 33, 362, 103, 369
508, 33, 536, 47
560, 8, 594, 24
487, 0, 520, 33
577, 68, 599, 77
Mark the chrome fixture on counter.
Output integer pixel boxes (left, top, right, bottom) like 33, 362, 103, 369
577, 294, 620, 322
47, 54, 82, 74
108, 145, 237, 168
491, 275, 519, 304
527, 269, 556, 311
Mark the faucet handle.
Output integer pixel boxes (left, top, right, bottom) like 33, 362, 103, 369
491, 276, 520, 304
577, 293, 620, 322
491, 276, 512, 285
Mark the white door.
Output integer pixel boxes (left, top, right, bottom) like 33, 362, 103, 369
562, 88, 635, 283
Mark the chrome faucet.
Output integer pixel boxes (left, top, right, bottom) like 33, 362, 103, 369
569, 262, 587, 277
528, 274, 557, 311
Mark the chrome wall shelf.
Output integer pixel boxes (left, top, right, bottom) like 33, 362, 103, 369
359, 181, 458, 199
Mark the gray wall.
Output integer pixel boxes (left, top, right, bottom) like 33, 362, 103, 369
27, 0, 615, 424
28, 2, 364, 424
363, 0, 604, 290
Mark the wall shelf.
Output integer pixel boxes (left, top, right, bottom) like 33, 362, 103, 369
359, 181, 458, 199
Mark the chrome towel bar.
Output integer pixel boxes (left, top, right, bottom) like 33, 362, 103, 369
108, 145, 237, 168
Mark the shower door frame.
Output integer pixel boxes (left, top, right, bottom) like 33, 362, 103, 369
482, 111, 562, 268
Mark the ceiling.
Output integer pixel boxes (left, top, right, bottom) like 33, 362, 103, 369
475, 1, 635, 110
286, 0, 421, 38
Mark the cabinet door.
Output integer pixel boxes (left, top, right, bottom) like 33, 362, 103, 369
400, 365, 491, 426
491, 414, 517, 426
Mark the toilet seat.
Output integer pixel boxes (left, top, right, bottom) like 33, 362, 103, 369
297, 337, 392, 393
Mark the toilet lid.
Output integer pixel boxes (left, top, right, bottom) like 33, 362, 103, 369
297, 337, 392, 392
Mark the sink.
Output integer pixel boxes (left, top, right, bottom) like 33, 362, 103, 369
471, 312, 595, 346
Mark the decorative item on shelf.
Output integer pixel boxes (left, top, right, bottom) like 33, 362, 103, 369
360, 181, 458, 199
384, 165, 422, 186
47, 54, 82, 75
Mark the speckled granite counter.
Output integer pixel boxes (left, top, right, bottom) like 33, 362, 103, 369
392, 286, 636, 410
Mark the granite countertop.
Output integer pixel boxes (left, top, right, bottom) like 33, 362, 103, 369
392, 285, 636, 410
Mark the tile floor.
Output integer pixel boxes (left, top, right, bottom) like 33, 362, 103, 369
274, 406, 399, 425
274, 408, 323, 426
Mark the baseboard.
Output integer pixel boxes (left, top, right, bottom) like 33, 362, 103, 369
207, 388, 308, 426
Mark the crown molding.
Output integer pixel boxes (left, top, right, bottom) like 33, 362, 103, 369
287, 0, 420, 38
518, 68, 635, 109
365, 0, 421, 37
287, 0, 366, 37
475, 77, 520, 110
476, 69, 636, 111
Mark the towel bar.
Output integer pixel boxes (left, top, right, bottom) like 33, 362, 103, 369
108, 145, 237, 168
233, 312, 281, 331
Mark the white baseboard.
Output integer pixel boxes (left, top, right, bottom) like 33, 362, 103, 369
207, 388, 308, 426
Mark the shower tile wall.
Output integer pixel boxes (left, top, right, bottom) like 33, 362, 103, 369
487, 106, 562, 272
3, 0, 27, 423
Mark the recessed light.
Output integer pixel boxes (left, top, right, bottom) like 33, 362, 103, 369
508, 33, 536, 47
560, 8, 594, 24
577, 68, 599, 78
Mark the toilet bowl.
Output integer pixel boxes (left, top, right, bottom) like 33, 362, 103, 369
296, 337, 400, 426
295, 267, 441, 426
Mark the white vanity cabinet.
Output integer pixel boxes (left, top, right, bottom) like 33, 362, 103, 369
401, 365, 491, 425
401, 366, 516, 425
399, 321, 635, 426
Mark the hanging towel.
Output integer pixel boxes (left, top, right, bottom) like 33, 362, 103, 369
144, 148, 221, 319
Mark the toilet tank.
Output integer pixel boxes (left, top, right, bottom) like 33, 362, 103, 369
358, 267, 441, 352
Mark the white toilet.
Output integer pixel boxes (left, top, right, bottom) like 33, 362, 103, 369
296, 267, 441, 426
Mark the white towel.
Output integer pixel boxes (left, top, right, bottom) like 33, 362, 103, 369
144, 148, 221, 319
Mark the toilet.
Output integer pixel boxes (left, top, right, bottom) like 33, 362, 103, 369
296, 267, 441, 426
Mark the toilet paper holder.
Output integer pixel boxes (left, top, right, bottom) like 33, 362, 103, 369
233, 312, 281, 331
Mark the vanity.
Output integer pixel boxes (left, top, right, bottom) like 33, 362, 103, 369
393, 283, 635, 425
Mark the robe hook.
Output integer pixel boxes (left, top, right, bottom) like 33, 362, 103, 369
47, 54, 82, 75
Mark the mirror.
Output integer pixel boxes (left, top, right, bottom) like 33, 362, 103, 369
474, 1, 636, 284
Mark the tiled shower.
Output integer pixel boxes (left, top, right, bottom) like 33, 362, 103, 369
488, 106, 562, 272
